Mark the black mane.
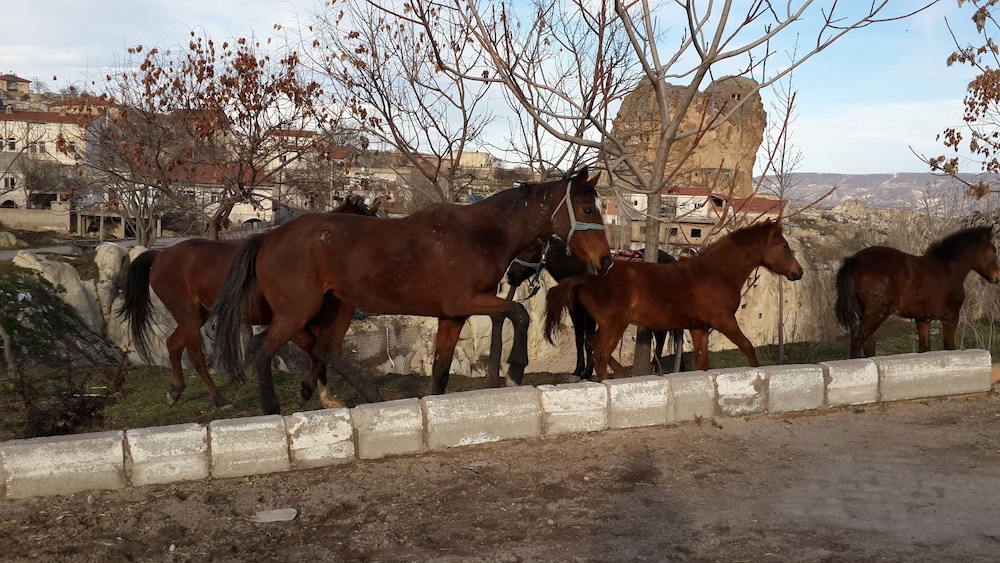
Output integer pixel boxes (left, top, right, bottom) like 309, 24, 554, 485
925, 226, 993, 261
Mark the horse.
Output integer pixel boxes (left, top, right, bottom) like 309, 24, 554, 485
834, 225, 1000, 358
213, 166, 614, 415
116, 196, 376, 408
544, 219, 803, 379
488, 239, 684, 382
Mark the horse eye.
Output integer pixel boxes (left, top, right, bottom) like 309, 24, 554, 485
583, 207, 594, 215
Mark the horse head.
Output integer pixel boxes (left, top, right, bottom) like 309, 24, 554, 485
761, 219, 804, 281
972, 225, 1000, 283
551, 166, 613, 275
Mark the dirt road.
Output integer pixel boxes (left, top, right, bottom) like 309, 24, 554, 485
2, 392, 1000, 562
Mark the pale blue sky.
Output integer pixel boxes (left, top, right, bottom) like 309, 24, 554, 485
1, 1, 982, 174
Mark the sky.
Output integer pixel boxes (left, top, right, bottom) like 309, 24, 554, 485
0, 1, 984, 175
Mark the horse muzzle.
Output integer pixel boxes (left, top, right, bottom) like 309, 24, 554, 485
591, 255, 614, 276
786, 268, 804, 281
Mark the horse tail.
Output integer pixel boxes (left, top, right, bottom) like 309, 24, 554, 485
544, 277, 584, 344
116, 249, 159, 364
213, 233, 265, 384
835, 257, 861, 331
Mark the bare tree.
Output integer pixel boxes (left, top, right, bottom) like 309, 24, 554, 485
933, 0, 1000, 198
308, 2, 495, 207
79, 30, 334, 244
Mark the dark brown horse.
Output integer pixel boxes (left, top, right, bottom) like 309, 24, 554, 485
214, 166, 613, 414
489, 239, 684, 382
116, 197, 376, 408
835, 225, 1000, 358
544, 219, 803, 379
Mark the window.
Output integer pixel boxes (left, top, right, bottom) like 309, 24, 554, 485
691, 228, 702, 238
38, 142, 46, 153
7, 138, 15, 151
68, 141, 77, 152
3, 177, 16, 189
668, 227, 678, 237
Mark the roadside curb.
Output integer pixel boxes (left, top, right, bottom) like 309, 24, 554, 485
0, 349, 992, 501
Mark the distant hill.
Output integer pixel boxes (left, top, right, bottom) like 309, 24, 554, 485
760, 172, 985, 210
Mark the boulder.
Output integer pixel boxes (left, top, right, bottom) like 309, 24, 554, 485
13, 251, 104, 334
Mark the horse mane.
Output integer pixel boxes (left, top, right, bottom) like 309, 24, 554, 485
924, 226, 992, 261
699, 219, 779, 257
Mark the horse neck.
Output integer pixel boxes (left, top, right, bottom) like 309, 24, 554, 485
928, 246, 982, 281
478, 183, 565, 261
701, 236, 767, 284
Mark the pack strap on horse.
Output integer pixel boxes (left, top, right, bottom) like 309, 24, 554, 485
506, 238, 552, 302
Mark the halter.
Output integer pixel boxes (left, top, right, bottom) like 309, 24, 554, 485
509, 238, 552, 301
551, 171, 606, 255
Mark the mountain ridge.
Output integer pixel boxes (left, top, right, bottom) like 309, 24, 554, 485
761, 172, 984, 210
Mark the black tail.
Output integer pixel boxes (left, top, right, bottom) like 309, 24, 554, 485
834, 257, 861, 331
116, 250, 159, 363
213, 234, 265, 382
544, 277, 585, 344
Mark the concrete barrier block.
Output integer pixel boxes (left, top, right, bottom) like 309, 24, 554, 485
0, 431, 125, 499
285, 409, 355, 469
539, 381, 608, 435
424, 387, 541, 450
876, 349, 992, 402
765, 364, 825, 413
713, 367, 765, 417
126, 423, 208, 487
352, 398, 424, 460
209, 415, 289, 479
665, 371, 716, 422
821, 358, 878, 407
605, 376, 670, 429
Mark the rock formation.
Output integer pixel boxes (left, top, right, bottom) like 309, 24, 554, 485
611, 76, 766, 197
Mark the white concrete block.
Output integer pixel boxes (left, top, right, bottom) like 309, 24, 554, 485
126, 423, 208, 487
876, 349, 992, 402
424, 387, 541, 449
352, 398, 424, 460
665, 371, 716, 422
285, 409, 355, 469
209, 415, 289, 479
765, 364, 824, 413
539, 381, 608, 435
605, 376, 670, 429
820, 358, 879, 406
713, 367, 765, 417
1, 431, 125, 499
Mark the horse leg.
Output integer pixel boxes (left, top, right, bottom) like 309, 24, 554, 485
323, 302, 385, 404
607, 355, 628, 379
570, 306, 594, 379
164, 328, 188, 406
431, 317, 468, 394
915, 320, 933, 353
672, 330, 686, 373
941, 316, 959, 351
177, 321, 231, 408
290, 329, 346, 409
252, 319, 311, 415
651, 330, 666, 374
690, 328, 711, 371
713, 317, 760, 367
504, 302, 531, 386
853, 311, 890, 358
487, 285, 518, 388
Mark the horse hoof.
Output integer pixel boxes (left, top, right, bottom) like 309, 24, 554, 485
214, 396, 234, 410
320, 397, 347, 409
504, 377, 519, 387
166, 391, 178, 407
565, 375, 581, 383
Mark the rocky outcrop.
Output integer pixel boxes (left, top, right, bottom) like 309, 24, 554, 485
612, 76, 766, 197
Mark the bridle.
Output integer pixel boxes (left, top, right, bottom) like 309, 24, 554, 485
550, 170, 606, 256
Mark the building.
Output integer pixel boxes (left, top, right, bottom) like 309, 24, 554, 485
605, 186, 785, 254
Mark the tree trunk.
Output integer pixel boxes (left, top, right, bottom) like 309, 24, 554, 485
632, 192, 663, 376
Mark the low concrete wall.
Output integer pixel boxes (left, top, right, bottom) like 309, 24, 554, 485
0, 349, 992, 501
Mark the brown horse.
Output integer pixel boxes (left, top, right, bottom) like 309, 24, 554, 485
544, 219, 803, 379
835, 225, 1000, 358
116, 197, 376, 408
489, 239, 684, 382
214, 166, 614, 415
